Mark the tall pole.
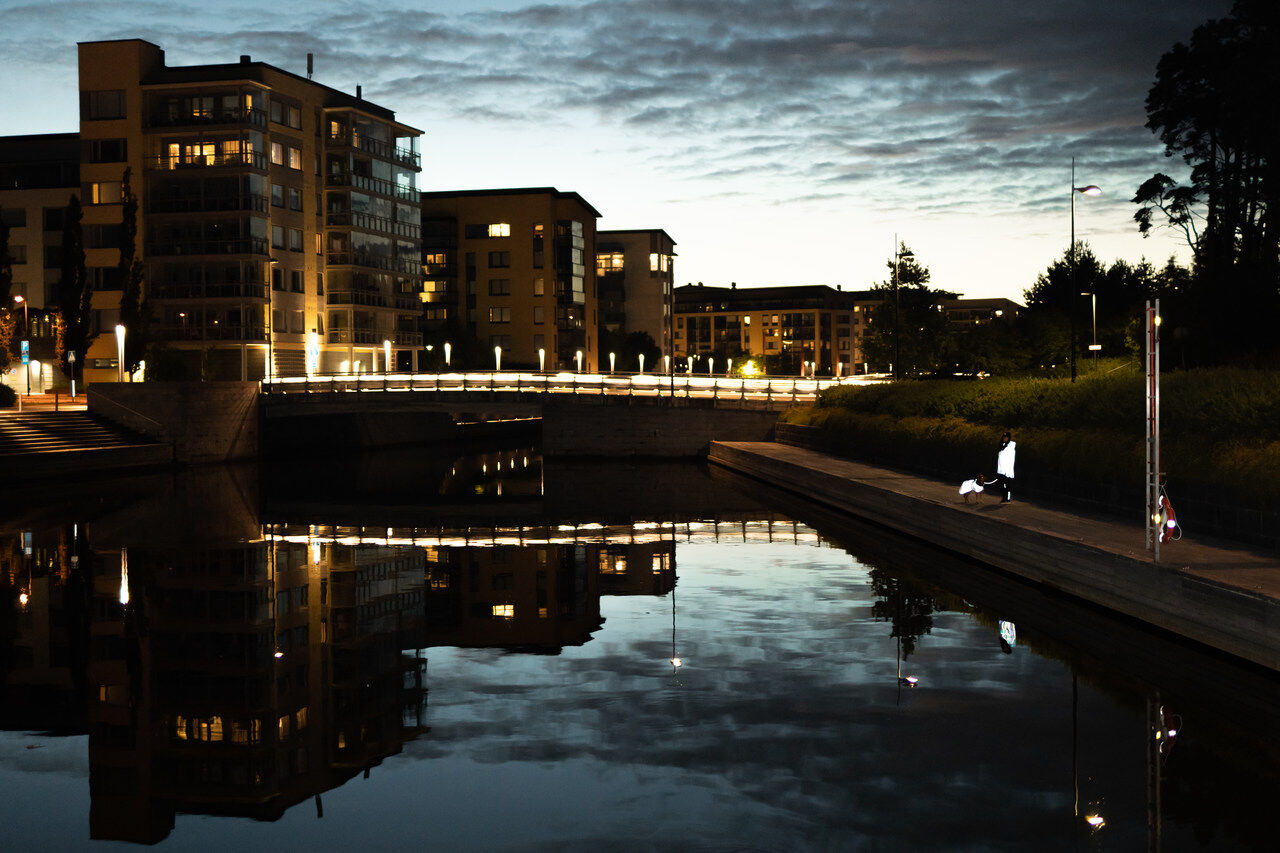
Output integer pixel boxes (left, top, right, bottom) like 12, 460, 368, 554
1146, 299, 1161, 563
1070, 158, 1077, 382
893, 234, 900, 380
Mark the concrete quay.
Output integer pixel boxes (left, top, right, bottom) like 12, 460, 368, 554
709, 440, 1280, 672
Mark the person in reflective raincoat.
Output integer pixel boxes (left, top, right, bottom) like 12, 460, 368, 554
993, 431, 1016, 503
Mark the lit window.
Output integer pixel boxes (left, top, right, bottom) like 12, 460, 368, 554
88, 181, 121, 205
425, 252, 446, 265
533, 306, 544, 324
288, 147, 302, 170
488, 279, 511, 296
650, 253, 659, 271
492, 604, 514, 618
174, 715, 188, 740
271, 142, 284, 165
488, 223, 510, 237
533, 278, 544, 296
489, 307, 511, 323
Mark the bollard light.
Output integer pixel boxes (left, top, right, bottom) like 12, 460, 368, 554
444, 341, 451, 367
115, 324, 126, 382
384, 339, 392, 373
639, 353, 645, 374
576, 350, 583, 372
538, 347, 546, 372
686, 356, 692, 373
708, 357, 714, 375
609, 351, 615, 373
494, 345, 502, 371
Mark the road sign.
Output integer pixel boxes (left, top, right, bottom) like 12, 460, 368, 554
69, 350, 76, 363
20, 340, 29, 365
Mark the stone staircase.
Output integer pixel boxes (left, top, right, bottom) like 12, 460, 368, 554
0, 411, 173, 481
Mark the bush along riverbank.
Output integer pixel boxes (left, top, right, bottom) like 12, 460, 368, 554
778, 368, 1280, 549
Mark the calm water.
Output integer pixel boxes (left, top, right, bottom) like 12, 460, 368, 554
1, 447, 1277, 851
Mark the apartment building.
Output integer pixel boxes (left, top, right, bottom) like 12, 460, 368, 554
0, 133, 79, 391
595, 228, 676, 358
673, 283, 880, 375
75, 39, 423, 383
942, 296, 1022, 327
420, 187, 600, 371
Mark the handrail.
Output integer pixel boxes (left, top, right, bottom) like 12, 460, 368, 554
87, 390, 166, 437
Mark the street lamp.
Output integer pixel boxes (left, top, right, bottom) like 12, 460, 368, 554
1070, 159, 1101, 382
1082, 291, 1101, 371
892, 237, 914, 381
14, 295, 30, 396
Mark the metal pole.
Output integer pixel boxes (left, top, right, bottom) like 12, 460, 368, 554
892, 234, 900, 381
1070, 157, 1077, 382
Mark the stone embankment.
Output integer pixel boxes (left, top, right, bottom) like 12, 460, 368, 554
709, 440, 1280, 672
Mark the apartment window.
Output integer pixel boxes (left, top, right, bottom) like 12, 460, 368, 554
490, 334, 512, 350
271, 184, 285, 207
488, 222, 510, 237
532, 222, 544, 268
87, 138, 127, 163
287, 106, 302, 129
1, 208, 26, 227
81, 89, 126, 120
83, 224, 122, 248
489, 307, 512, 323
316, 273, 324, 294
488, 279, 511, 296
488, 251, 510, 268
271, 225, 285, 250
315, 233, 323, 255
533, 278, 544, 297
533, 306, 545, 325
271, 142, 284, 165
42, 208, 64, 231
290, 309, 304, 333
87, 267, 122, 291
424, 252, 446, 265
464, 223, 509, 238
89, 182, 122, 205
8, 245, 26, 264
650, 253, 659, 272
270, 100, 284, 124
271, 268, 283, 290
291, 270, 303, 292
597, 252, 624, 273
534, 333, 545, 351
676, 317, 684, 328
288, 147, 302, 170
288, 187, 302, 211
288, 228, 303, 252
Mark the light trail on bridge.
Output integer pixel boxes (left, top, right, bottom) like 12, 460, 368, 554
262, 370, 886, 405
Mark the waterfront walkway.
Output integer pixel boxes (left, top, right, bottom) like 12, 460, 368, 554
710, 441, 1280, 671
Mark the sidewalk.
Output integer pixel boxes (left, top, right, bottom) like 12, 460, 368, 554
7, 393, 88, 412
710, 440, 1280, 671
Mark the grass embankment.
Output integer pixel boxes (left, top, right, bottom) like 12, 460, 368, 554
781, 367, 1280, 509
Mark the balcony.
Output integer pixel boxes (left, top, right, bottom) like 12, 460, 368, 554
327, 328, 383, 345
147, 237, 268, 257
158, 323, 267, 342
327, 130, 421, 169
147, 151, 267, 172
327, 290, 389, 308
324, 172, 418, 202
326, 251, 421, 276
393, 330, 423, 346
148, 194, 268, 215
147, 106, 268, 131
151, 283, 268, 300
326, 210, 421, 240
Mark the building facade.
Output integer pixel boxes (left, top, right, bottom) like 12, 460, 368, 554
0, 133, 79, 392
942, 296, 1022, 327
75, 39, 423, 384
673, 283, 879, 375
420, 188, 600, 371
595, 228, 675, 360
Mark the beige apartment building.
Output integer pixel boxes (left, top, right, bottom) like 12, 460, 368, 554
74, 38, 423, 383
420, 188, 600, 371
595, 228, 676, 359
674, 283, 881, 375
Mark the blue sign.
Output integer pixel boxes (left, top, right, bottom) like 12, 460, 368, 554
20, 340, 29, 365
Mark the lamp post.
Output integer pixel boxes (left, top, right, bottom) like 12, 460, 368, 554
892, 237, 914, 381
1083, 291, 1101, 371
1069, 159, 1101, 382
14, 295, 29, 397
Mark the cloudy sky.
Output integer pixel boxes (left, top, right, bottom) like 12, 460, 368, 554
0, 0, 1228, 300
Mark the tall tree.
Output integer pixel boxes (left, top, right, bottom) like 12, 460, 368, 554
117, 168, 149, 374
860, 244, 955, 376
55, 194, 92, 387
1133, 0, 1280, 360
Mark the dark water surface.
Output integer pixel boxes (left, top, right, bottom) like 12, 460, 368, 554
1, 447, 1277, 851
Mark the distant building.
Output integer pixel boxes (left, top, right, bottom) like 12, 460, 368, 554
0, 133, 79, 391
595, 228, 676, 360
674, 283, 879, 375
64, 38, 424, 384
942, 296, 1021, 327
420, 187, 601, 370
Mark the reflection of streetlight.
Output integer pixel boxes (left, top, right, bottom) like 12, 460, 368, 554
670, 587, 682, 673
1070, 160, 1102, 382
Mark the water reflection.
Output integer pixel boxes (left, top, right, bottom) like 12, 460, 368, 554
0, 449, 1278, 849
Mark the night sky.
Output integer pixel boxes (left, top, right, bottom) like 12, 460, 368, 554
0, 0, 1229, 300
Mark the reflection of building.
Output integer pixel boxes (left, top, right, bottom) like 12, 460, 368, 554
596, 543, 675, 597
85, 539, 425, 844
419, 188, 601, 370
674, 283, 879, 375
595, 229, 676, 360
70, 38, 423, 383
0, 133, 79, 391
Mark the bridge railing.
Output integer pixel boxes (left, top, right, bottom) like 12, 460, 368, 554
262, 370, 881, 404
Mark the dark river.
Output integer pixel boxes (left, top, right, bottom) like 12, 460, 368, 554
1, 446, 1277, 851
